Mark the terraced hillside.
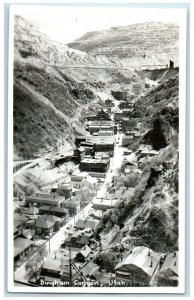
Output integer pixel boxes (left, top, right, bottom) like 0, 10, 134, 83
69, 22, 179, 68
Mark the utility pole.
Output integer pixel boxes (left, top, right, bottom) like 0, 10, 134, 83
69, 245, 72, 286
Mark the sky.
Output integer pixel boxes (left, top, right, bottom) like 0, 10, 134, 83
11, 6, 183, 44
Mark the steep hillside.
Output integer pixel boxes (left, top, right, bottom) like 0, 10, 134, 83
134, 68, 179, 149
95, 69, 179, 257
69, 22, 179, 68
14, 15, 144, 158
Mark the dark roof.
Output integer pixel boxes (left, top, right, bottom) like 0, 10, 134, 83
26, 193, 65, 204
75, 219, 98, 230
50, 207, 69, 214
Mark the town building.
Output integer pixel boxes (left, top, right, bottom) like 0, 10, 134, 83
70, 175, 90, 189
92, 198, 120, 211
24, 207, 39, 216
26, 193, 65, 208
122, 109, 133, 118
61, 197, 81, 215
119, 101, 134, 110
14, 237, 33, 263
73, 147, 86, 162
40, 254, 70, 282
105, 99, 114, 107
63, 231, 92, 248
115, 246, 161, 286
80, 158, 110, 173
122, 135, 134, 147
52, 184, 72, 199
34, 215, 55, 235
121, 118, 137, 133
14, 213, 29, 239
157, 252, 178, 287
75, 218, 99, 232
75, 245, 92, 263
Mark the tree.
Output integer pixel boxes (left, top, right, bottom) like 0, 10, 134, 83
38, 245, 48, 266
25, 256, 42, 282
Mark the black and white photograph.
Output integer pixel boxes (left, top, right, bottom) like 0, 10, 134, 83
8, 3, 187, 293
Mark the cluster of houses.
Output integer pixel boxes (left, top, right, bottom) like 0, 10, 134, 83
13, 100, 178, 287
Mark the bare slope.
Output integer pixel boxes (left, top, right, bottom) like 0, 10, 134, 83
14, 15, 143, 158
68, 22, 179, 68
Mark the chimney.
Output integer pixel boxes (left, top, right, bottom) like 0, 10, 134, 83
54, 194, 55, 199
174, 252, 176, 257
174, 261, 176, 266
149, 257, 153, 268
148, 249, 151, 256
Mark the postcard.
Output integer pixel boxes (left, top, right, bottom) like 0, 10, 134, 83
7, 3, 187, 294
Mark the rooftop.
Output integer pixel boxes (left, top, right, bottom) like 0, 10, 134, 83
78, 245, 92, 258
26, 193, 65, 204
75, 219, 99, 231
115, 246, 161, 278
81, 158, 109, 164
159, 252, 178, 277
14, 237, 33, 258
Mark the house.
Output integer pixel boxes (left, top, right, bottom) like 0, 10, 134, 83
157, 252, 178, 287
75, 245, 92, 263
137, 144, 153, 153
75, 218, 99, 232
39, 205, 51, 215
26, 193, 65, 208
80, 142, 94, 155
40, 254, 70, 281
52, 184, 72, 198
80, 158, 110, 173
73, 147, 86, 162
14, 213, 29, 239
80, 261, 100, 280
105, 99, 114, 107
61, 197, 81, 214
63, 231, 92, 248
115, 246, 161, 286
122, 135, 134, 147
20, 229, 36, 240
24, 219, 36, 230
92, 198, 120, 211
14, 237, 33, 262
98, 130, 114, 136
114, 112, 122, 123
24, 207, 39, 216
119, 101, 134, 110
122, 109, 133, 117
121, 118, 137, 132
71, 175, 90, 189
50, 207, 69, 219
89, 210, 104, 220
35, 215, 55, 235
139, 150, 159, 159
